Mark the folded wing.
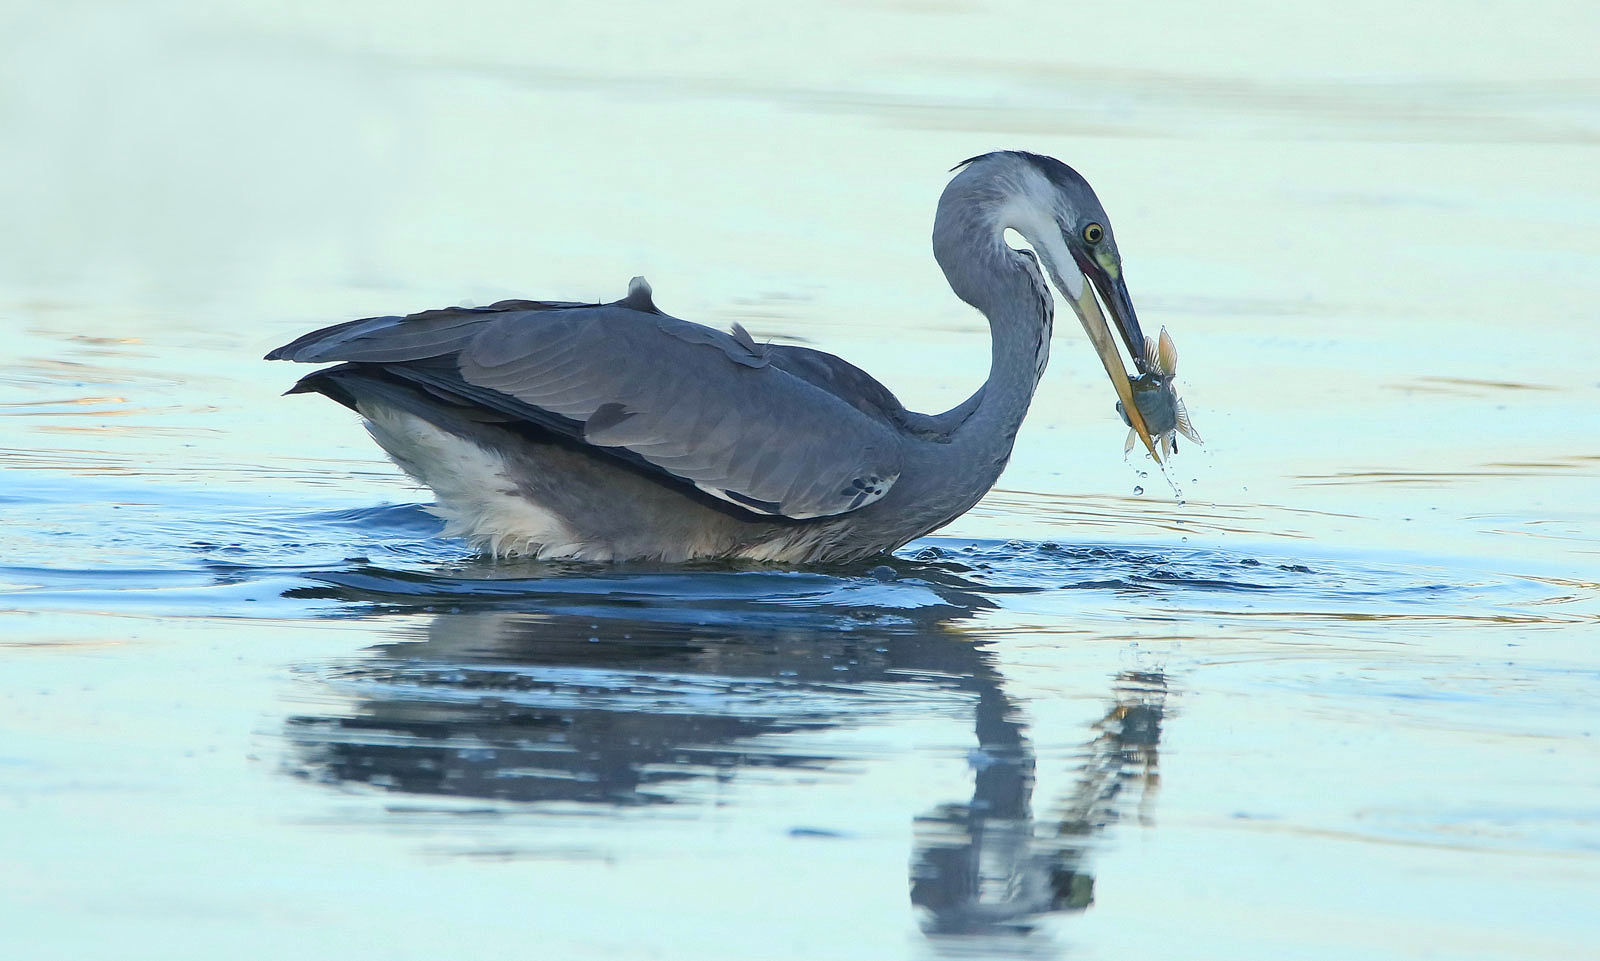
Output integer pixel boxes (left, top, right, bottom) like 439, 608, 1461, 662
268, 288, 905, 519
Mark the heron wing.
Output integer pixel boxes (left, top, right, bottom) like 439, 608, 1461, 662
270, 297, 905, 520
264, 298, 590, 364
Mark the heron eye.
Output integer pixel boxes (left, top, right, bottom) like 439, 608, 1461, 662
1082, 223, 1105, 244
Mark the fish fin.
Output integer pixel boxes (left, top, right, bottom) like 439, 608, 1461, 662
1142, 332, 1162, 373
1175, 399, 1202, 444
1124, 427, 1137, 455
1156, 327, 1178, 377
1159, 432, 1173, 460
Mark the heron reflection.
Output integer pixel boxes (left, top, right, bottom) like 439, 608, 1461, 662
910, 670, 1165, 933
282, 559, 1166, 935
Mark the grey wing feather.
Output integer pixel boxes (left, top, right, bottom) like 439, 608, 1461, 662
270, 293, 904, 520
765, 345, 907, 422
459, 307, 902, 518
265, 299, 592, 364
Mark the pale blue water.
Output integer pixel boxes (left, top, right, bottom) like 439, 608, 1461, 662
4, 2, 1600, 959
5, 464, 1595, 958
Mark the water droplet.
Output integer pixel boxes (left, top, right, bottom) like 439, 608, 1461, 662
1133, 485, 1144, 495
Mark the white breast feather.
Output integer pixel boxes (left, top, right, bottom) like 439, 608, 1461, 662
357, 404, 593, 559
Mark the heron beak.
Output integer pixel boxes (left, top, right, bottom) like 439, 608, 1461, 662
1068, 262, 1161, 463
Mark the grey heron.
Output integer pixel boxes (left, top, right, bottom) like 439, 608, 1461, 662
267, 151, 1165, 563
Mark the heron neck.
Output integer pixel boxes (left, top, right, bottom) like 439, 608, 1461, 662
928, 179, 1053, 443
923, 262, 1051, 486
889, 279, 1047, 537
971, 283, 1050, 448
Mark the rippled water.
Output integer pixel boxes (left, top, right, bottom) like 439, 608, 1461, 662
5, 3, 1600, 959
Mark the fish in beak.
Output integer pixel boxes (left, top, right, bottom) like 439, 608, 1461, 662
1115, 327, 1202, 460
1065, 249, 1166, 462
1062, 247, 1200, 464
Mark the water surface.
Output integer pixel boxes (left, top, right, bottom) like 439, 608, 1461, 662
3, 3, 1599, 959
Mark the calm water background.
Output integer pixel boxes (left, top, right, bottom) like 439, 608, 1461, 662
4, 2, 1599, 958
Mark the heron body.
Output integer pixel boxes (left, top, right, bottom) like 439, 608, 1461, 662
268, 151, 1161, 563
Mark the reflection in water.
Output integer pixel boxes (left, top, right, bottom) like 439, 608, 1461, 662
287, 608, 965, 805
282, 562, 1166, 937
285, 564, 1000, 805
911, 671, 1164, 934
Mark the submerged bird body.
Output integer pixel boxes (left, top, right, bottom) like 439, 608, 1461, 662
269, 151, 1167, 563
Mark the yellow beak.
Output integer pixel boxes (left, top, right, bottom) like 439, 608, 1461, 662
1071, 281, 1161, 463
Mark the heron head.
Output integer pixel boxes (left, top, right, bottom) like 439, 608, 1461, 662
949, 151, 1162, 461
934, 151, 1164, 460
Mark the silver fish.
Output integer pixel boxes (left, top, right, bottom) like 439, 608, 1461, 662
1115, 327, 1200, 461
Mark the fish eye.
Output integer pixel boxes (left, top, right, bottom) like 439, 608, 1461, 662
1082, 223, 1105, 244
